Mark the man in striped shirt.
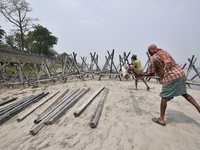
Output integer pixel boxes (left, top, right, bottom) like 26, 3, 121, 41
138, 44, 200, 126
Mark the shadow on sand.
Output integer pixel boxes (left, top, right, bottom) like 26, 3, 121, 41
165, 109, 200, 127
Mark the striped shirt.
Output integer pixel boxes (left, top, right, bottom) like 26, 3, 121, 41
148, 53, 185, 84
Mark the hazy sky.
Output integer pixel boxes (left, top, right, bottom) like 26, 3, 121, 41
1, 0, 200, 67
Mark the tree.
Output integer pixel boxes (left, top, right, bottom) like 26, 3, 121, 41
0, 26, 5, 45
59, 52, 70, 58
0, 0, 38, 51
25, 25, 58, 57
5, 35, 16, 48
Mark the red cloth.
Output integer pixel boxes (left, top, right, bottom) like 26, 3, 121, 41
148, 44, 171, 69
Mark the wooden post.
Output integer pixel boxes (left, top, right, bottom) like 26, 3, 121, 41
124, 52, 131, 65
143, 52, 151, 73
0, 63, 9, 81
17, 91, 59, 122
74, 86, 105, 117
42, 89, 85, 125
81, 56, 90, 71
186, 56, 196, 79
0, 92, 48, 125
188, 57, 200, 80
90, 52, 101, 71
181, 63, 187, 70
43, 58, 52, 78
186, 55, 194, 74
46, 88, 90, 125
89, 88, 109, 128
98, 50, 122, 81
102, 52, 111, 71
118, 52, 131, 72
0, 97, 17, 106
34, 89, 76, 124
30, 119, 47, 135
0, 95, 36, 115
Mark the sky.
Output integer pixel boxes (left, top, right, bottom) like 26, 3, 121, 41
0, 0, 200, 67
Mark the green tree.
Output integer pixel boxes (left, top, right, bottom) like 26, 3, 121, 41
4, 33, 23, 50
59, 52, 70, 58
0, 0, 38, 51
0, 26, 5, 45
5, 35, 15, 48
25, 25, 58, 57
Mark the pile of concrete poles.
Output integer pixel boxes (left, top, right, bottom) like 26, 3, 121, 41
0, 92, 49, 125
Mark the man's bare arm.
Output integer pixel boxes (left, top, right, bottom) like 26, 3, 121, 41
138, 72, 155, 77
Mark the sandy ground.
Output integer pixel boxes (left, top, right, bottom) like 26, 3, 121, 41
0, 76, 199, 150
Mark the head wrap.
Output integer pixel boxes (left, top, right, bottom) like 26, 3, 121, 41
148, 44, 171, 68
131, 54, 137, 59
148, 44, 158, 54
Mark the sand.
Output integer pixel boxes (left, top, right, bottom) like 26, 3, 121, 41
0, 76, 199, 150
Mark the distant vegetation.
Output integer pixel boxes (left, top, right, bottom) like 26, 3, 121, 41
0, 0, 68, 59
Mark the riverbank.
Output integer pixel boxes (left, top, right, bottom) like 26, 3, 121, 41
0, 78, 199, 150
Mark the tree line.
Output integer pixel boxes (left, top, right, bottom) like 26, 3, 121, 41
0, 0, 66, 58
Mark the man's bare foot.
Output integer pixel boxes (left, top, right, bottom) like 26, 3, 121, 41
147, 86, 150, 90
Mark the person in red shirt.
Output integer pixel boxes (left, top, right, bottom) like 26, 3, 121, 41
138, 44, 200, 126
